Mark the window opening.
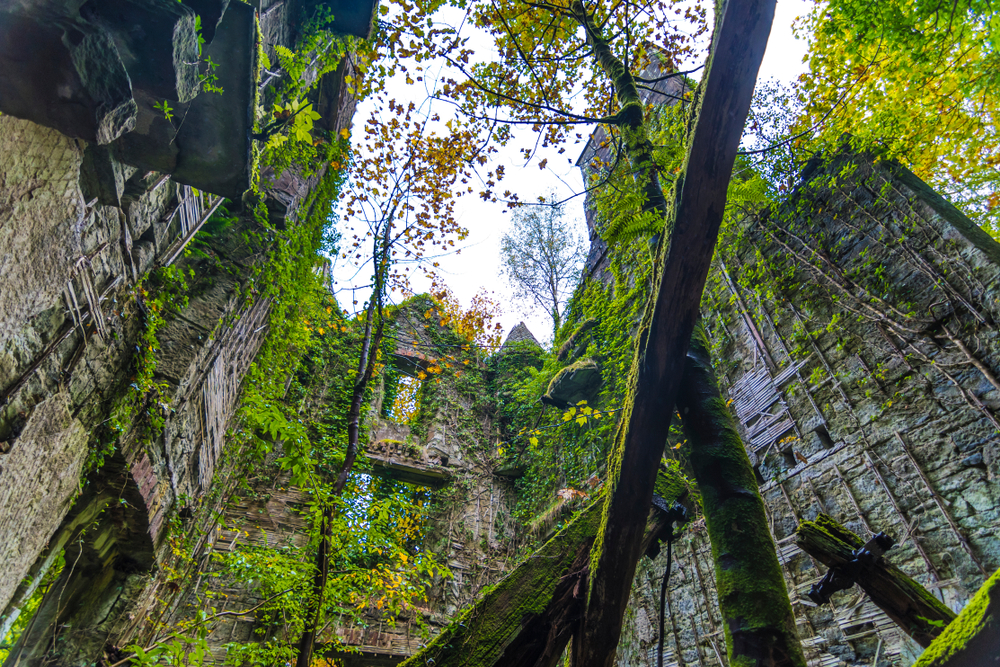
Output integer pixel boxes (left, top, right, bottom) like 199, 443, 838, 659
387, 375, 420, 424
814, 424, 835, 449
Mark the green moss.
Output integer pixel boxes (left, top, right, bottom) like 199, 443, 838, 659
682, 322, 807, 666
653, 459, 687, 501
401, 466, 686, 667
913, 567, 1000, 667
400, 494, 605, 667
556, 318, 598, 361
806, 513, 864, 548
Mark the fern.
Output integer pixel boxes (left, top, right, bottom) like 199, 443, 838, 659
603, 209, 664, 247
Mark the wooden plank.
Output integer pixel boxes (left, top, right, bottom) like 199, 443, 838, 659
573, 0, 777, 662
912, 567, 1000, 667
796, 514, 955, 648
399, 469, 686, 667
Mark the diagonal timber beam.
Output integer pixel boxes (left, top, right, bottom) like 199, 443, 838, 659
797, 514, 956, 648
399, 466, 688, 667
576, 0, 776, 664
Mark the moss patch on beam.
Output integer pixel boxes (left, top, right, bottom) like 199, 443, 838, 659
913, 567, 1000, 667
797, 513, 956, 647
400, 464, 687, 667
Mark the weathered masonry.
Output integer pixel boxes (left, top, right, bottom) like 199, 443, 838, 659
2, 1, 999, 664
609, 151, 1000, 667
188, 297, 523, 665
0, 0, 374, 664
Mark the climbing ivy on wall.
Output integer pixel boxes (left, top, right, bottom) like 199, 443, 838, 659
110, 153, 459, 666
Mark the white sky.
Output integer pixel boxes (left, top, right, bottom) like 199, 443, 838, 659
331, 0, 814, 348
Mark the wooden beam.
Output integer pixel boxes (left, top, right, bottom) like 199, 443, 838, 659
576, 0, 776, 664
399, 467, 687, 667
796, 514, 955, 648
912, 567, 1000, 667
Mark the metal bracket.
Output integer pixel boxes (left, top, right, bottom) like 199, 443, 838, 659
807, 531, 895, 605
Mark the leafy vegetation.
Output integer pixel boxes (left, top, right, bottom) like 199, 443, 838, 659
792, 0, 999, 233
13, 0, 1000, 664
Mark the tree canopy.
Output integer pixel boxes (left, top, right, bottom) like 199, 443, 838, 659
792, 0, 999, 232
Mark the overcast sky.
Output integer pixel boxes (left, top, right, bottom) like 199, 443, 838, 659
331, 0, 814, 348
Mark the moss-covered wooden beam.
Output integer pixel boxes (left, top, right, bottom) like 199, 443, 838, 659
571, 0, 776, 664
678, 323, 806, 667
796, 514, 956, 647
399, 465, 688, 667
913, 567, 1000, 667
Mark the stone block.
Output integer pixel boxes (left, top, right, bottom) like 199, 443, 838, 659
80, 143, 126, 206
112, 1, 256, 198
312, 55, 357, 134
109, 89, 183, 175
82, 0, 201, 103
181, 0, 231, 45
171, 1, 255, 198
0, 116, 87, 346
544, 356, 602, 407
0, 391, 88, 615
962, 452, 985, 468
0, 12, 136, 144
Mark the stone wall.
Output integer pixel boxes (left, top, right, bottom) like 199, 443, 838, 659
0, 167, 280, 666
186, 299, 519, 666
0, 2, 365, 661
612, 152, 1000, 667
0, 113, 162, 632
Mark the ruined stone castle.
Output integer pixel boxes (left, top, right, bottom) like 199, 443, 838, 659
0, 2, 997, 666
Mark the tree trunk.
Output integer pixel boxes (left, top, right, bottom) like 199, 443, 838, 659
912, 567, 1000, 667
677, 323, 806, 667
570, 1, 667, 221
399, 466, 688, 667
572, 0, 775, 663
796, 514, 956, 648
296, 230, 389, 667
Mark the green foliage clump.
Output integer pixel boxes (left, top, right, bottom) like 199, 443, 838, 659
90, 264, 195, 472
0, 552, 65, 662
588, 102, 689, 248
214, 477, 445, 667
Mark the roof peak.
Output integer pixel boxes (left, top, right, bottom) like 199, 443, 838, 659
501, 321, 542, 351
